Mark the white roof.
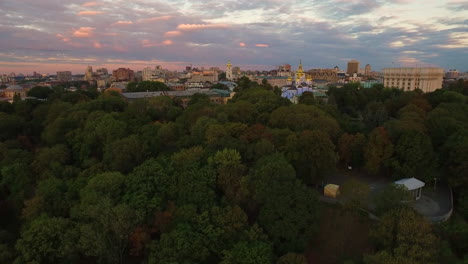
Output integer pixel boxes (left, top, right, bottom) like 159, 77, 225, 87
394, 178, 425, 190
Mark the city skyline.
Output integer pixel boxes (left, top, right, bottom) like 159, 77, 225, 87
1, 0, 467, 74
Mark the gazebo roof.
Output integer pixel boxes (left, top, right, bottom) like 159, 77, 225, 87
394, 177, 425, 191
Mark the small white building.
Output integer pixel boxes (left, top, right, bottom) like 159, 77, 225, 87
395, 178, 425, 200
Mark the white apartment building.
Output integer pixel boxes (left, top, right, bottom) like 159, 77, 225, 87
383, 68, 444, 93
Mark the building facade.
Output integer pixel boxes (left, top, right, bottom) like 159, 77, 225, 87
226, 60, 233, 81
347, 60, 360, 75
383, 68, 444, 93
57, 71, 72, 82
446, 69, 459, 79
307, 68, 338, 82
85, 66, 93, 81
364, 64, 371, 76
113, 68, 135, 82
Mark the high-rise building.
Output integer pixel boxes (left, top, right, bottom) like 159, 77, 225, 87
57, 71, 72, 82
446, 69, 459, 79
347, 60, 360, 75
85, 65, 93, 81
383, 68, 444, 93
226, 60, 233, 80
96, 68, 108, 75
142, 67, 153, 81
112, 68, 135, 81
365, 64, 371, 76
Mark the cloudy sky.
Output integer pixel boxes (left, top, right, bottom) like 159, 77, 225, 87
0, 0, 467, 74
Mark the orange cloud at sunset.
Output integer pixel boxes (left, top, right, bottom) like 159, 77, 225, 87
239, 42, 246, 47
81, 1, 100, 7
164, 31, 182, 37
72, 27, 95, 38
142, 39, 173, 47
138, 16, 173, 23
77, 11, 104, 16
255, 44, 269, 47
113, 21, 133, 25
177, 24, 229, 31
56, 34, 71, 42
93, 42, 103, 49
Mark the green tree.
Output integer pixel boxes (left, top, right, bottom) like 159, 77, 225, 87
76, 172, 136, 264
338, 133, 366, 168
210, 149, 247, 204
250, 154, 320, 253
124, 159, 176, 223
277, 253, 308, 264
221, 240, 274, 264
27, 86, 54, 99
364, 127, 393, 175
148, 223, 211, 264
15, 216, 78, 264
126, 81, 169, 92
286, 130, 337, 184
388, 131, 437, 181
103, 135, 149, 173
366, 207, 438, 264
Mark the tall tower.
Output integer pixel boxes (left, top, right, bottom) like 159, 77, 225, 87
85, 65, 93, 81
295, 60, 305, 83
226, 60, 233, 81
347, 60, 359, 75
365, 64, 371, 76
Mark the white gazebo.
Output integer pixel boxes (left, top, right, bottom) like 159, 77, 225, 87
394, 178, 425, 200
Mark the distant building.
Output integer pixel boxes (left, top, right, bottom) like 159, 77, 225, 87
362, 79, 383, 89
57, 71, 72, 82
383, 67, 444, 93
395, 178, 425, 201
348, 73, 362, 83
3, 83, 27, 102
226, 60, 233, 81
365, 64, 371, 76
307, 68, 338, 82
277, 64, 292, 77
142, 67, 153, 81
113, 68, 135, 82
85, 65, 93, 81
190, 70, 218, 83
446, 69, 459, 79
121, 89, 232, 108
96, 68, 108, 76
347, 60, 360, 75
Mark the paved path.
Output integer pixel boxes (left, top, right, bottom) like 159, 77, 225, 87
320, 171, 453, 223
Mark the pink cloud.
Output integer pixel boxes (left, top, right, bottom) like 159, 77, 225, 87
93, 42, 102, 48
82, 1, 100, 7
164, 31, 182, 37
142, 39, 173, 47
78, 11, 104, 16
72, 27, 95, 38
103, 32, 119, 36
56, 34, 71, 42
177, 24, 229, 31
239, 42, 246, 47
113, 45, 128, 52
113, 21, 133, 26
255, 44, 269, 47
138, 16, 173, 23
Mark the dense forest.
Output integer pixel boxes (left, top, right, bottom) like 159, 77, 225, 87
0, 78, 467, 263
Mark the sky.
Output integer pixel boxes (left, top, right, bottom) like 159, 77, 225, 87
0, 0, 467, 74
